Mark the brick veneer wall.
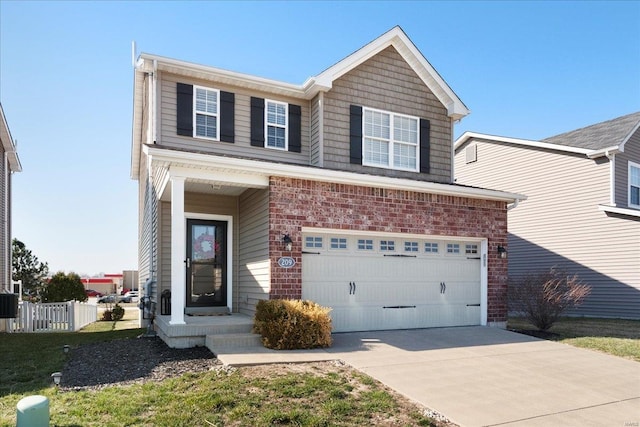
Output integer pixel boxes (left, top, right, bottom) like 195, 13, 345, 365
268, 177, 509, 324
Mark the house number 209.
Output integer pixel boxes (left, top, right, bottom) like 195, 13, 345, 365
277, 257, 296, 268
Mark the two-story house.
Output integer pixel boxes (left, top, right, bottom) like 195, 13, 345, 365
454, 112, 640, 319
131, 27, 523, 348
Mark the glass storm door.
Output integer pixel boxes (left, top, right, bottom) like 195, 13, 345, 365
186, 219, 227, 307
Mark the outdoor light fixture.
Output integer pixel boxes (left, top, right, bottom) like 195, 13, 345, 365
282, 234, 293, 252
497, 246, 507, 259
63, 345, 70, 354
51, 372, 62, 386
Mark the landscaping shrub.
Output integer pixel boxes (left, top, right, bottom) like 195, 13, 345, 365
253, 299, 332, 350
111, 304, 125, 321
508, 267, 591, 331
101, 304, 125, 322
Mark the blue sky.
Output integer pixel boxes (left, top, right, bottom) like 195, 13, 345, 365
1, 1, 639, 276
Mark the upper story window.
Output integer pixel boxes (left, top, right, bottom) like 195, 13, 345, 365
177, 83, 234, 142
362, 107, 419, 172
251, 97, 301, 153
630, 161, 640, 208
194, 86, 219, 140
266, 100, 288, 150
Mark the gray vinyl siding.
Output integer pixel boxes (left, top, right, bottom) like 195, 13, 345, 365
323, 46, 452, 183
0, 149, 8, 290
615, 128, 640, 209
455, 139, 640, 319
159, 193, 240, 310
310, 94, 321, 166
138, 150, 158, 301
238, 188, 270, 316
157, 72, 311, 165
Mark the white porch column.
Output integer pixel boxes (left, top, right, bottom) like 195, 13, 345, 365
170, 176, 186, 325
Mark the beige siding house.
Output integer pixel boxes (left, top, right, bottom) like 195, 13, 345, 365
454, 112, 640, 319
131, 27, 523, 348
0, 104, 22, 294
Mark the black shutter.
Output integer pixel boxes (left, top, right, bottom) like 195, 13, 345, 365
250, 97, 265, 147
288, 104, 301, 153
220, 91, 235, 143
420, 118, 431, 174
177, 83, 193, 136
350, 105, 363, 164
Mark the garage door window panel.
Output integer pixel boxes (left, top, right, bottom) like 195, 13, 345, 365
380, 240, 396, 252
425, 242, 439, 253
330, 237, 348, 250
447, 243, 461, 255
357, 239, 374, 251
404, 241, 419, 252
305, 236, 323, 249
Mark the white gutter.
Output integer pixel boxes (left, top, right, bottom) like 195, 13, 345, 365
507, 199, 520, 211
454, 131, 593, 156
143, 145, 526, 203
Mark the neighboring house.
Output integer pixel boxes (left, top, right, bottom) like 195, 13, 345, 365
0, 104, 22, 294
131, 27, 522, 347
454, 112, 640, 319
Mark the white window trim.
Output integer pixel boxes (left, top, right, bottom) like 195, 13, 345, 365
628, 161, 640, 209
193, 85, 220, 141
362, 106, 420, 173
265, 99, 288, 151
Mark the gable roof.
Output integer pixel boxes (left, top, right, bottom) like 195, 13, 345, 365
131, 27, 468, 178
542, 111, 640, 152
454, 111, 640, 159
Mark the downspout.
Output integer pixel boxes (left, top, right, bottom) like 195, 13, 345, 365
152, 59, 158, 144
606, 150, 615, 206
450, 118, 456, 183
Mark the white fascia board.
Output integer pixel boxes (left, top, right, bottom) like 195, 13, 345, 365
168, 165, 269, 188
599, 205, 640, 218
0, 104, 22, 172
143, 146, 525, 203
130, 68, 145, 180
140, 54, 309, 100
454, 131, 593, 156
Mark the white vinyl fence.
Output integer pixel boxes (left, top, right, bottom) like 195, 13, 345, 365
8, 301, 97, 332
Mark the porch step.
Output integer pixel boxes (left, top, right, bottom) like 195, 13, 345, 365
206, 333, 263, 352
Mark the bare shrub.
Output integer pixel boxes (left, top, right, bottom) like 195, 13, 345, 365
509, 268, 591, 331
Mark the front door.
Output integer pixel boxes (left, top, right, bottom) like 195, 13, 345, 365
186, 219, 227, 307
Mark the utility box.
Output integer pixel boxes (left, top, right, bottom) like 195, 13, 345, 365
0, 293, 18, 318
16, 395, 49, 427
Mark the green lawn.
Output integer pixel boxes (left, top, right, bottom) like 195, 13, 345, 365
0, 320, 441, 427
507, 317, 640, 362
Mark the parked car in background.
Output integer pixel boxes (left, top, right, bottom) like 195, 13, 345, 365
97, 294, 116, 303
85, 289, 103, 297
121, 291, 139, 303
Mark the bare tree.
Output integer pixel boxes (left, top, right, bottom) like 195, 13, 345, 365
509, 268, 591, 331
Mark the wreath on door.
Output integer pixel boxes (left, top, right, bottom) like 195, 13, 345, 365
193, 233, 219, 260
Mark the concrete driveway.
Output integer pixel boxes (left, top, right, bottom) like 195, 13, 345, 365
215, 326, 640, 426
325, 327, 640, 427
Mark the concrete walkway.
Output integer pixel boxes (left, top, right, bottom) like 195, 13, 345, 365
215, 326, 640, 427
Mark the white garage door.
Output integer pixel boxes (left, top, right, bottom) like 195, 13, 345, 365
302, 233, 482, 333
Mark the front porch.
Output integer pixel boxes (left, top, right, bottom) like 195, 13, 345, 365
154, 312, 259, 349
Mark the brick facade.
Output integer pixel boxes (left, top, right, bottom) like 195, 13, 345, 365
268, 176, 509, 324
